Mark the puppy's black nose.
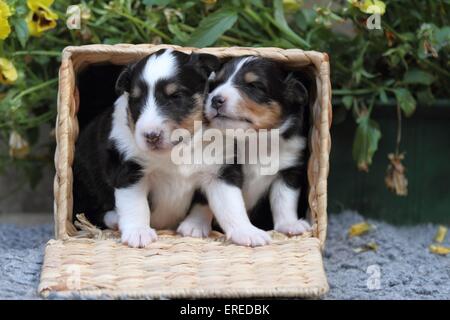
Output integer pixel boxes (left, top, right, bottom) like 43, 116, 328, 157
211, 95, 225, 110
144, 131, 162, 146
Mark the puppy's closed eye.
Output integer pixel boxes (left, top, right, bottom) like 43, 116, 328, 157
244, 72, 267, 93
248, 81, 266, 92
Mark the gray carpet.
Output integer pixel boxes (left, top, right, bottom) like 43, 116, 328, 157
0, 211, 449, 299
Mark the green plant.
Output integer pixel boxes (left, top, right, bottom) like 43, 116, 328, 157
0, 0, 449, 193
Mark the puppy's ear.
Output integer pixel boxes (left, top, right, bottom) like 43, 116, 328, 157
284, 74, 308, 108
189, 53, 221, 78
115, 63, 134, 95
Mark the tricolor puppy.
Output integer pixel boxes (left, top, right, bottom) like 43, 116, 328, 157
73, 49, 270, 248
203, 56, 312, 235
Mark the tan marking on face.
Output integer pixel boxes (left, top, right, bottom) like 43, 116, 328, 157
179, 93, 204, 133
130, 86, 141, 99
237, 96, 282, 130
244, 72, 259, 83
164, 83, 178, 96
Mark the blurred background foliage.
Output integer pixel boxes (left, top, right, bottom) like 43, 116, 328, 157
0, 0, 449, 193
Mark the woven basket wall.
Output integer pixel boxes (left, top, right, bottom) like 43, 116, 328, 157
39, 44, 332, 299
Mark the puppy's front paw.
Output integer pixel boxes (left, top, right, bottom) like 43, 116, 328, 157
121, 226, 157, 248
177, 219, 211, 238
227, 225, 271, 247
275, 219, 311, 236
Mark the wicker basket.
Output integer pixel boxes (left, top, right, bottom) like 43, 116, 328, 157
39, 44, 332, 299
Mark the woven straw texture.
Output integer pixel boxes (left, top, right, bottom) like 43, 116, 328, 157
39, 222, 328, 298
42, 44, 332, 299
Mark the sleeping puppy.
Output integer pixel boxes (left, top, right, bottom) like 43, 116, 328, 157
73, 49, 270, 248
201, 56, 312, 236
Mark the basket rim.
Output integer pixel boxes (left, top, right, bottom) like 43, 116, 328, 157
61, 44, 328, 57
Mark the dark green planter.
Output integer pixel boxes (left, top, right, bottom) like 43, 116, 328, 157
328, 100, 450, 225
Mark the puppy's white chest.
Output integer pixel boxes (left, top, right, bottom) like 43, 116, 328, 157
147, 169, 196, 230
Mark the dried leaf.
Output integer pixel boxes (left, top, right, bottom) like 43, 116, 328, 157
9, 130, 30, 159
385, 30, 395, 47
429, 244, 450, 256
354, 241, 378, 253
434, 226, 448, 244
348, 222, 372, 237
385, 153, 408, 196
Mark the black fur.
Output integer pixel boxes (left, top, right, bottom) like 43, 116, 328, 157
72, 108, 139, 228
218, 163, 243, 188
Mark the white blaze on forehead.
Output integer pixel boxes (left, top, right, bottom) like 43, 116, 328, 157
135, 49, 179, 151
228, 57, 256, 83
141, 49, 178, 86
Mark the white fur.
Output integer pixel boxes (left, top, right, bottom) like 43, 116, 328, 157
115, 180, 157, 248
177, 204, 213, 238
270, 178, 311, 235
203, 179, 271, 246
109, 94, 144, 161
135, 49, 178, 151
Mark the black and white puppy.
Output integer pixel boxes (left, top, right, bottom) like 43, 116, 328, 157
73, 49, 270, 248
201, 56, 312, 235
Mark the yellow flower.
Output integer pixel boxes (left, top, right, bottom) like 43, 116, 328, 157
0, 57, 18, 85
283, 0, 303, 13
349, 0, 386, 15
26, 0, 58, 37
0, 0, 12, 40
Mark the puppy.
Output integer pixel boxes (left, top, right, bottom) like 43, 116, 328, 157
201, 56, 312, 235
73, 49, 270, 248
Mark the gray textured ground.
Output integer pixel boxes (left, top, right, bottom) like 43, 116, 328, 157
324, 211, 450, 299
0, 211, 449, 299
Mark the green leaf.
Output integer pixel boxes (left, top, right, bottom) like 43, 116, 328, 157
403, 68, 435, 85
436, 26, 450, 49
15, 4, 28, 16
143, 0, 171, 6
168, 24, 189, 43
416, 88, 435, 107
352, 115, 381, 172
187, 9, 238, 47
13, 19, 29, 48
379, 89, 388, 104
273, 0, 310, 48
393, 88, 416, 117
342, 95, 353, 110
